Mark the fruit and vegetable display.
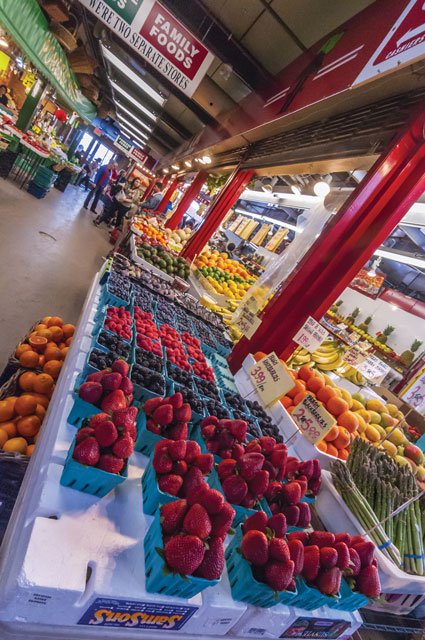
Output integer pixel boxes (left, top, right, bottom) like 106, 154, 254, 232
332, 439, 424, 576
14, 315, 74, 376
194, 249, 256, 301
77, 359, 133, 412
131, 215, 193, 253
287, 339, 344, 372
144, 393, 191, 441
103, 306, 132, 341
135, 241, 190, 280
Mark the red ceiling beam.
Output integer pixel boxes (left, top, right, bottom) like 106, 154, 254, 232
165, 171, 208, 230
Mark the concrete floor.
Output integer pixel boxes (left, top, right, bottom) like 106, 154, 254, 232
0, 178, 111, 371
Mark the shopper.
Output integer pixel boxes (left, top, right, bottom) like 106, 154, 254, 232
75, 145, 85, 164
140, 182, 163, 211
0, 84, 8, 107
93, 170, 127, 226
83, 160, 114, 213
77, 157, 94, 191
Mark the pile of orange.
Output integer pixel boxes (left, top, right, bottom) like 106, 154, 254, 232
194, 249, 252, 280
0, 371, 55, 456
15, 316, 75, 379
280, 365, 363, 461
133, 218, 168, 247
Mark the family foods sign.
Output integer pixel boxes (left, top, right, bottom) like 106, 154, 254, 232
81, 0, 214, 96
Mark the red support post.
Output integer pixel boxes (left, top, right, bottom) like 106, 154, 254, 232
181, 169, 254, 261
165, 171, 208, 230
228, 109, 425, 373
156, 177, 179, 213
142, 177, 157, 202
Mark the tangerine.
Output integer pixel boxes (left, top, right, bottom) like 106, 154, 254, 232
325, 442, 339, 458
15, 395, 38, 417
5, 396, 17, 413
306, 376, 325, 394
26, 393, 49, 408
43, 360, 62, 380
35, 404, 46, 421
1, 421, 16, 438
298, 365, 316, 382
41, 316, 52, 325
17, 415, 41, 438
19, 350, 39, 369
324, 425, 339, 442
3, 437, 27, 454
61, 347, 69, 359
34, 323, 47, 332
287, 380, 306, 399
253, 352, 267, 362
316, 386, 339, 404
19, 371, 37, 391
316, 440, 327, 452
38, 355, 45, 367
36, 328, 52, 341
337, 448, 349, 461
47, 316, 64, 327
337, 411, 359, 434
33, 373, 54, 395
26, 444, 35, 456
326, 397, 350, 417
293, 391, 307, 405
15, 343, 31, 358
280, 395, 293, 409
65, 337, 73, 347
44, 347, 62, 362
0, 428, 8, 448
0, 401, 14, 422
49, 326, 64, 343
333, 426, 351, 449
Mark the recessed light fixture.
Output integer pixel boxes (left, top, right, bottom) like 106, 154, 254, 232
119, 117, 148, 139
374, 248, 425, 270
116, 102, 153, 132
202, 155, 212, 164
313, 181, 331, 197
291, 185, 301, 196
171, 164, 180, 170
111, 80, 158, 121
163, 168, 169, 173
184, 160, 192, 168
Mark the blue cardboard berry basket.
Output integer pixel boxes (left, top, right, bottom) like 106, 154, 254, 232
101, 280, 130, 308
92, 327, 131, 360
292, 576, 342, 611
60, 440, 128, 497
134, 409, 163, 456
330, 577, 368, 612
225, 525, 299, 608
144, 510, 219, 598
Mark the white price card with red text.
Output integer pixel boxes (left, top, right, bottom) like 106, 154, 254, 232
249, 352, 295, 406
357, 354, 391, 383
235, 309, 261, 339
294, 317, 329, 353
291, 394, 336, 444
342, 344, 368, 367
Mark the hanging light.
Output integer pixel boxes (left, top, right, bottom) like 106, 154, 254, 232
171, 164, 180, 170
291, 185, 301, 195
313, 180, 331, 197
163, 168, 169, 173
184, 160, 192, 168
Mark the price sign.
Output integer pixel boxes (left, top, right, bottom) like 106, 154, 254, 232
401, 375, 425, 413
291, 394, 336, 444
294, 317, 329, 353
343, 344, 368, 367
357, 354, 391, 383
249, 352, 295, 406
235, 309, 261, 339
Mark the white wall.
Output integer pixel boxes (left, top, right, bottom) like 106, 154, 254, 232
337, 289, 425, 353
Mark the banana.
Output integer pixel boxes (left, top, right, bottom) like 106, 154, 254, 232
292, 354, 312, 365
312, 351, 341, 365
316, 356, 344, 371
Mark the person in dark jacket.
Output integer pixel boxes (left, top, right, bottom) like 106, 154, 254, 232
83, 161, 114, 212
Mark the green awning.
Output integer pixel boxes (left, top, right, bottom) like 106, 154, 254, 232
0, 0, 96, 122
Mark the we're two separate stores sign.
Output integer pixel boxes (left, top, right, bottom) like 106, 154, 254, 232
81, 0, 214, 97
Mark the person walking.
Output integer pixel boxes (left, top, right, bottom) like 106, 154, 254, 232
83, 160, 114, 213
94, 170, 127, 226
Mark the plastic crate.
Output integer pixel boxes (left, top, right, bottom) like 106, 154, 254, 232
225, 525, 299, 608
60, 440, 128, 497
144, 510, 219, 598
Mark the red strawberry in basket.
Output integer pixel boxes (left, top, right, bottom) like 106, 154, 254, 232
182, 466, 204, 497
315, 566, 341, 595
168, 392, 183, 409
120, 376, 133, 395
112, 359, 129, 376
112, 406, 138, 431
193, 453, 214, 474
164, 535, 205, 576
112, 435, 134, 458
288, 539, 304, 575
101, 389, 127, 413
287, 531, 310, 545
243, 510, 268, 534
75, 427, 95, 443
297, 502, 311, 528
144, 396, 163, 416
94, 420, 118, 447
166, 422, 188, 440
210, 502, 235, 538
282, 505, 300, 527
153, 449, 173, 474
237, 453, 265, 481
183, 504, 212, 539
241, 530, 269, 566
228, 419, 247, 442
161, 499, 188, 534
264, 559, 294, 592
184, 441, 201, 463
267, 513, 287, 538
334, 542, 350, 570
97, 453, 124, 474
158, 474, 183, 496
352, 541, 375, 568
88, 412, 110, 427
280, 481, 301, 506
309, 531, 335, 548
269, 538, 290, 562
153, 404, 173, 426
222, 475, 248, 505
166, 439, 187, 461
248, 470, 269, 498
79, 381, 103, 405
302, 545, 320, 581
346, 547, 361, 577
196, 487, 224, 515
101, 372, 123, 391
355, 564, 381, 598
320, 547, 338, 569
73, 436, 100, 466
194, 536, 224, 580
87, 370, 108, 383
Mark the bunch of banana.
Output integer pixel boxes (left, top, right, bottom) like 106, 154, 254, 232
287, 346, 313, 368
338, 363, 366, 385
312, 340, 345, 371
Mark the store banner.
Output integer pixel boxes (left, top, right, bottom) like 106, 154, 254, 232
79, 0, 214, 97
131, 146, 147, 163
114, 135, 133, 153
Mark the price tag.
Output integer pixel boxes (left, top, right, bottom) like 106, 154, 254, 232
401, 376, 425, 413
291, 394, 336, 444
235, 309, 261, 339
343, 344, 368, 367
294, 317, 329, 353
357, 354, 391, 383
249, 352, 295, 406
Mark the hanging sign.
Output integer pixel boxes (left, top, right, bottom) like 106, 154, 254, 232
114, 135, 133, 154
249, 352, 295, 406
294, 317, 329, 353
80, 0, 214, 97
342, 343, 368, 367
21, 71, 37, 89
131, 147, 147, 163
400, 371, 425, 413
357, 354, 391, 383
291, 394, 336, 445
235, 309, 261, 339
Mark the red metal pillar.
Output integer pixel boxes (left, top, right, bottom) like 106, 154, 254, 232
142, 177, 157, 202
157, 177, 179, 213
181, 169, 254, 260
228, 109, 425, 373
165, 171, 208, 230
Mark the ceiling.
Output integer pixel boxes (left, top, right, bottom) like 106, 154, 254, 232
53, 0, 376, 160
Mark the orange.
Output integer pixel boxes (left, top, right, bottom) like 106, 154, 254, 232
47, 316, 63, 327
15, 343, 32, 358
280, 395, 293, 409
325, 442, 339, 458
333, 426, 351, 449
58, 342, 66, 350
38, 355, 45, 367
42, 316, 52, 325
326, 397, 350, 417
29, 335, 48, 352
46, 341, 57, 350
36, 328, 52, 341
253, 351, 267, 362
65, 337, 73, 347
337, 411, 359, 434
324, 425, 339, 442
49, 326, 64, 343
316, 440, 327, 452
5, 396, 17, 414
293, 391, 306, 405
15, 395, 38, 417
19, 371, 37, 392
26, 444, 35, 456
62, 324, 75, 339
306, 376, 325, 394
35, 404, 46, 421
17, 415, 41, 438
35, 323, 47, 332
0, 428, 8, 448
338, 448, 349, 461
3, 437, 27, 454
43, 360, 62, 380
26, 393, 49, 409
19, 350, 39, 369
287, 380, 306, 399
0, 400, 14, 422
287, 405, 295, 414
44, 347, 62, 362
33, 373, 54, 395
61, 347, 69, 359
298, 365, 315, 382
317, 386, 339, 404
1, 421, 17, 438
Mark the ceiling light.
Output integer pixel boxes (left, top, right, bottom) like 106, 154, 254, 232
171, 164, 180, 170
0, 37, 8, 48
313, 181, 331, 197
119, 124, 147, 148
116, 102, 152, 132
291, 185, 301, 196
374, 248, 425, 269
202, 155, 212, 164
184, 160, 192, 168
101, 45, 165, 105
111, 81, 158, 121
163, 169, 169, 173
119, 117, 148, 139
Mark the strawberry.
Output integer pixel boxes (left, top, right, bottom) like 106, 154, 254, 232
158, 474, 183, 496
246, 440, 262, 453
97, 453, 124, 474
335, 542, 350, 570
87, 370, 107, 383
153, 404, 173, 426
166, 423, 188, 440
320, 547, 338, 569
288, 539, 304, 575
334, 532, 351, 545
164, 535, 205, 575
153, 450, 173, 474
93, 419, 118, 447
160, 499, 188, 534
267, 513, 287, 538
202, 424, 216, 440
282, 505, 300, 526
194, 536, 224, 580
240, 492, 256, 509
355, 564, 381, 598
241, 530, 269, 566
222, 475, 248, 505
79, 381, 103, 405
264, 559, 294, 592
201, 416, 219, 427
172, 460, 188, 475
297, 460, 314, 479
350, 535, 365, 546
147, 419, 161, 434
101, 389, 127, 413
243, 510, 268, 534
297, 502, 311, 528
270, 448, 287, 474
144, 396, 163, 416
183, 504, 212, 539
237, 453, 265, 481
120, 376, 133, 395
112, 359, 129, 375
280, 481, 301, 506
168, 392, 183, 409
195, 486, 224, 515
73, 437, 100, 466
166, 439, 187, 461
88, 412, 110, 427
193, 454, 214, 474
352, 541, 375, 568
75, 427, 95, 443
270, 538, 290, 562
296, 477, 308, 498
184, 440, 201, 463
346, 547, 361, 577
258, 436, 276, 453
287, 531, 310, 544
311, 458, 321, 480
309, 531, 335, 548
173, 403, 191, 423
228, 419, 247, 442
231, 443, 245, 460
112, 435, 134, 458
285, 457, 299, 477
265, 481, 283, 502
219, 449, 232, 459
112, 406, 137, 431
302, 545, 320, 582
181, 466, 204, 497
101, 372, 123, 391
210, 502, 235, 538
315, 566, 341, 595
248, 470, 269, 498
309, 477, 321, 495
206, 440, 219, 454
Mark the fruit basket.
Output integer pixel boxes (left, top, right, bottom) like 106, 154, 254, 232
92, 327, 132, 360
130, 364, 167, 402
101, 277, 130, 307
134, 409, 163, 455
225, 525, 299, 608
60, 439, 128, 497
209, 467, 271, 527
144, 510, 219, 598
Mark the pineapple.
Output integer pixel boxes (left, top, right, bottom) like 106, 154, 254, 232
345, 307, 360, 325
329, 299, 343, 313
376, 325, 394, 344
358, 315, 372, 333
400, 339, 423, 367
